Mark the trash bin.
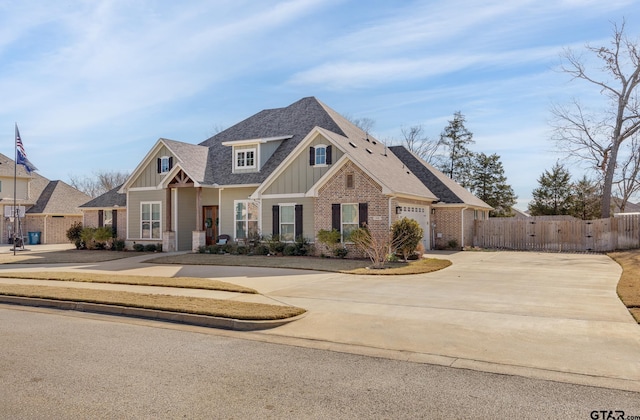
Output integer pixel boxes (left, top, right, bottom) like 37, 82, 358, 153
28, 232, 41, 245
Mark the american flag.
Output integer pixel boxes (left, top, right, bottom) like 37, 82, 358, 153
15, 124, 38, 174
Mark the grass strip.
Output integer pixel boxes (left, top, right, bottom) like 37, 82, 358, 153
344, 258, 452, 275
0, 284, 304, 320
0, 272, 257, 294
147, 254, 452, 275
608, 250, 640, 323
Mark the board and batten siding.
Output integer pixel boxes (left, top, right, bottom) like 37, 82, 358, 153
262, 136, 343, 195
131, 145, 175, 188
127, 189, 165, 239
176, 188, 197, 251
261, 197, 315, 241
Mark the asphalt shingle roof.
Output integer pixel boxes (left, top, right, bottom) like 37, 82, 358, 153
27, 180, 92, 214
80, 184, 127, 208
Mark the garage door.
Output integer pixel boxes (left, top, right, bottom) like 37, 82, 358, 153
397, 205, 430, 251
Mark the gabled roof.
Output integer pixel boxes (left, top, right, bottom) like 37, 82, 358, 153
389, 146, 491, 209
80, 184, 127, 208
199, 97, 346, 186
27, 180, 92, 215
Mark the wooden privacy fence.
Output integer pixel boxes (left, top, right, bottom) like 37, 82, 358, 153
473, 215, 640, 252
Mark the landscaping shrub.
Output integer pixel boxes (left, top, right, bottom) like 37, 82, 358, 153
447, 239, 459, 250
333, 247, 349, 258
283, 244, 296, 256
236, 245, 248, 255
317, 229, 342, 256
66, 222, 84, 249
392, 218, 424, 261
267, 235, 286, 255
254, 244, 270, 255
112, 239, 126, 251
293, 236, 311, 256
144, 244, 157, 252
133, 243, 145, 252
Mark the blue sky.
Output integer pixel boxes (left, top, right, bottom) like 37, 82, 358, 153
1, 0, 638, 209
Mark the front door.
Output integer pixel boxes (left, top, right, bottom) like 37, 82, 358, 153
203, 206, 218, 245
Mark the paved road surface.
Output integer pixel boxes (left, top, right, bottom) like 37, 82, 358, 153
1, 307, 639, 419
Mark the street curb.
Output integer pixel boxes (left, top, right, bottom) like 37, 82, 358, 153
0, 295, 305, 331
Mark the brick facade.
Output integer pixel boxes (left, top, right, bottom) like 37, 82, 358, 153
431, 207, 476, 249
314, 161, 390, 257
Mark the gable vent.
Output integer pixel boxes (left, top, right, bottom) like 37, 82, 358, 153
349, 141, 357, 148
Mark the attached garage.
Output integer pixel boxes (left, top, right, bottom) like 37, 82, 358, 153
396, 204, 430, 251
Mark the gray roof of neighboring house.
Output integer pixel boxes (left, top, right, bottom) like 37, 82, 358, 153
199, 97, 346, 185
80, 184, 127, 208
388, 146, 491, 209
27, 180, 92, 214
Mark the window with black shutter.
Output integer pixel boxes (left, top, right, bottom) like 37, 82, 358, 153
295, 204, 303, 239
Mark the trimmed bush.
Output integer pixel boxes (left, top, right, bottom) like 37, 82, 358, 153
392, 218, 424, 261
66, 222, 84, 249
133, 243, 145, 252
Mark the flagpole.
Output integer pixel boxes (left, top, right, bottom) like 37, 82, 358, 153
13, 123, 17, 255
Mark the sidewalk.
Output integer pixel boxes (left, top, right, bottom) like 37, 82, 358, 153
1, 249, 639, 392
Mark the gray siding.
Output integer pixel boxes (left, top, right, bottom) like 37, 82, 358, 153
232, 144, 259, 175
132, 145, 175, 188
127, 189, 164, 239
176, 188, 197, 251
263, 135, 343, 195
262, 197, 315, 241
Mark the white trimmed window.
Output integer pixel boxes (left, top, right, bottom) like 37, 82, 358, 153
141, 202, 161, 239
234, 200, 259, 239
235, 148, 256, 169
159, 156, 172, 173
279, 204, 295, 242
315, 145, 327, 165
341, 203, 359, 242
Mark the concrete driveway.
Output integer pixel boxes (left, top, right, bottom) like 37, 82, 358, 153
2, 247, 640, 391
177, 251, 640, 391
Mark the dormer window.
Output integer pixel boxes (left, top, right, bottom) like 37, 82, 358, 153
157, 156, 173, 174
235, 148, 256, 169
309, 145, 332, 167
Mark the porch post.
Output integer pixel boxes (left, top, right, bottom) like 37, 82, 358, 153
192, 187, 206, 251
163, 187, 176, 252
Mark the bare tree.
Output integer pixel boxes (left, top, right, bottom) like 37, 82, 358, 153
69, 170, 130, 198
344, 114, 376, 135
401, 125, 442, 164
552, 20, 640, 217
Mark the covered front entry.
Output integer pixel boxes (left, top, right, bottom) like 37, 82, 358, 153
397, 204, 430, 250
203, 206, 218, 245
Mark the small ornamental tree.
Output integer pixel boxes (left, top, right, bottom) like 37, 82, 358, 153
392, 218, 424, 261
66, 222, 83, 249
348, 227, 391, 269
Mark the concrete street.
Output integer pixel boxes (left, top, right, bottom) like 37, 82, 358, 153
1, 307, 639, 419
1, 248, 640, 393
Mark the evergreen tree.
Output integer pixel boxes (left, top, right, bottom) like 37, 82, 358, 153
570, 176, 602, 220
438, 111, 474, 188
528, 163, 574, 216
469, 153, 517, 217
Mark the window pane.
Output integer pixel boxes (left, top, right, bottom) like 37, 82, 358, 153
236, 221, 247, 239
342, 223, 358, 241
281, 224, 294, 242
142, 221, 150, 238
152, 221, 160, 239
152, 203, 160, 221
246, 151, 254, 167
142, 204, 150, 221
237, 152, 245, 167
236, 202, 245, 220
247, 202, 259, 221
280, 205, 294, 223
248, 221, 259, 237
342, 204, 358, 224
315, 147, 326, 165
104, 210, 113, 227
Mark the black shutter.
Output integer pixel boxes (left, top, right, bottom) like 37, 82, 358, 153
98, 210, 104, 227
309, 147, 315, 166
112, 210, 118, 237
295, 204, 303, 239
157, 158, 161, 173
168, 157, 173, 170
359, 203, 368, 228
326, 145, 332, 165
331, 204, 341, 232
272, 205, 280, 237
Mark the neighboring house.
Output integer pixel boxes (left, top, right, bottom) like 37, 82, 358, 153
0, 153, 91, 244
79, 184, 127, 240
511, 208, 530, 219
119, 97, 491, 253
